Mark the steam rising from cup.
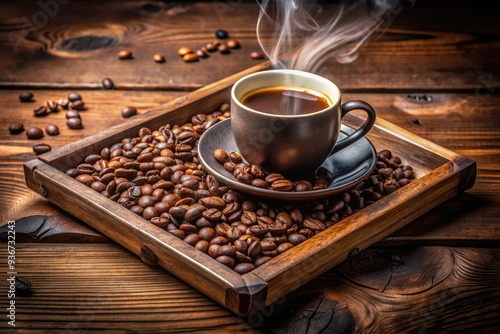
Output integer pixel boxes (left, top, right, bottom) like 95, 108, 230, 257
256, 0, 411, 73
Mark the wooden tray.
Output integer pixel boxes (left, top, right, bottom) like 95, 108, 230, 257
23, 62, 476, 316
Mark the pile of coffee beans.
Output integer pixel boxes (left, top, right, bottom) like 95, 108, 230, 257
213, 149, 334, 192
213, 148, 414, 193
68, 103, 414, 274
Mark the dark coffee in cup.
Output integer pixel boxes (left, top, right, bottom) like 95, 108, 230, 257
231, 69, 376, 178
241, 86, 331, 115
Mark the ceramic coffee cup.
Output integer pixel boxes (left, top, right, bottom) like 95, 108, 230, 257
231, 69, 376, 179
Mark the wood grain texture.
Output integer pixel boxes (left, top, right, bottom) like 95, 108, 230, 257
0, 2, 498, 90
0, 0, 498, 330
0, 244, 498, 332
267, 247, 500, 333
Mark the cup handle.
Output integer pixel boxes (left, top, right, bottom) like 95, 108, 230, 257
331, 100, 376, 154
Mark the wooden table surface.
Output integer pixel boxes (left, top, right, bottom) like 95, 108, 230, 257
1, 1, 499, 333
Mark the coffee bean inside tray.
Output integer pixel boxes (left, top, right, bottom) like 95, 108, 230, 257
67, 103, 414, 274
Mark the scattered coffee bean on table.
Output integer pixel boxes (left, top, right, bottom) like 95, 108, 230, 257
19, 92, 34, 102
122, 106, 137, 118
45, 124, 59, 136
178, 47, 193, 57
183, 53, 198, 62
33, 143, 51, 155
216, 29, 229, 39
153, 53, 166, 63
66, 110, 80, 119
250, 51, 265, 60
226, 39, 240, 49
47, 100, 59, 112
58, 98, 70, 109
218, 44, 230, 54
102, 78, 115, 90
67, 118, 82, 129
34, 106, 49, 117
68, 104, 415, 274
9, 123, 24, 134
71, 100, 85, 111
118, 50, 133, 59
26, 127, 44, 139
196, 49, 208, 58
68, 92, 82, 102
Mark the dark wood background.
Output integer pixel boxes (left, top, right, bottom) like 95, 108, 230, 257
0, 0, 499, 332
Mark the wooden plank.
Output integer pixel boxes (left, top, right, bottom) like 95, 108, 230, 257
0, 243, 498, 332
0, 2, 498, 90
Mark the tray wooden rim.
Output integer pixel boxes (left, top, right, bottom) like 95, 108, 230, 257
23, 63, 476, 316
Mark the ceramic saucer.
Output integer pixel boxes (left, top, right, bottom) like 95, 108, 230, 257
198, 119, 376, 201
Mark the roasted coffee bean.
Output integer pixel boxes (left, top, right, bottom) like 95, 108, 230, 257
384, 178, 400, 194
211, 149, 229, 163
102, 78, 115, 89
26, 127, 43, 139
399, 178, 412, 187
215, 29, 228, 39
178, 47, 193, 56
218, 244, 236, 257
67, 117, 82, 129
75, 174, 94, 186
153, 53, 166, 63
265, 173, 285, 185
19, 92, 34, 102
288, 233, 307, 246
403, 169, 415, 179
303, 218, 326, 232
295, 180, 312, 192
196, 49, 207, 58
71, 100, 85, 110
218, 44, 230, 54
227, 39, 240, 49
150, 217, 169, 228
45, 124, 59, 136
194, 240, 210, 253
58, 98, 70, 109
122, 106, 137, 118
9, 123, 24, 134
271, 179, 293, 191
143, 206, 158, 220
184, 233, 201, 246
250, 179, 268, 189
33, 143, 51, 155
216, 255, 235, 268
68, 92, 82, 102
183, 53, 198, 62
47, 100, 59, 112
66, 110, 80, 119
205, 42, 217, 52
34, 106, 49, 117
250, 51, 265, 60
118, 50, 133, 59
91, 181, 107, 193
378, 149, 392, 159
234, 262, 255, 274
